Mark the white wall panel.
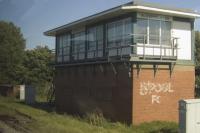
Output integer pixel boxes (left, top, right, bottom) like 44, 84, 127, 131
172, 21, 191, 60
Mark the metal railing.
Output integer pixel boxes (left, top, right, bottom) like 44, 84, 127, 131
53, 34, 179, 64
107, 34, 178, 61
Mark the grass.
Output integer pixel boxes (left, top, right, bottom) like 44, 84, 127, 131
0, 96, 178, 133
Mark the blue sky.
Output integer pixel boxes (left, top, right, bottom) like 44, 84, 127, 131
0, 0, 200, 49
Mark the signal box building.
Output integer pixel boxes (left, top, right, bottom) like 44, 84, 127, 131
45, 1, 200, 124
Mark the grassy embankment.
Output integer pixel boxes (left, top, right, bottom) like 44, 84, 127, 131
0, 97, 178, 133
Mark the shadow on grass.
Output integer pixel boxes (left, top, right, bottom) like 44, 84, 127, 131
17, 101, 56, 113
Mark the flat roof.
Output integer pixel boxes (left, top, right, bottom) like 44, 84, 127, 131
44, 1, 200, 36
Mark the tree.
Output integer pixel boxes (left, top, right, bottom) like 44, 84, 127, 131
0, 21, 25, 84
23, 46, 54, 95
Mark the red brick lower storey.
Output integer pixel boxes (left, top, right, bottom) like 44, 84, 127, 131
54, 63, 195, 125
132, 65, 195, 125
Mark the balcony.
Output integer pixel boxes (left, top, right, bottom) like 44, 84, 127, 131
107, 34, 178, 63
53, 35, 178, 66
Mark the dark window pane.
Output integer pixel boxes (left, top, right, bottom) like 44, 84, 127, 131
124, 18, 132, 45
161, 21, 171, 45
87, 25, 103, 58
107, 17, 132, 56
72, 31, 85, 60
134, 18, 148, 44
149, 19, 160, 44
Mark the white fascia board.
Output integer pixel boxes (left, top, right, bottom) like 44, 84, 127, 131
122, 6, 200, 18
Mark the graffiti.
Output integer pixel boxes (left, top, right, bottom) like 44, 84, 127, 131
140, 81, 173, 96
140, 81, 174, 104
152, 95, 160, 104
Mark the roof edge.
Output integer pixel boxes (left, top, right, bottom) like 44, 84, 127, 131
44, 1, 200, 36
122, 5, 200, 18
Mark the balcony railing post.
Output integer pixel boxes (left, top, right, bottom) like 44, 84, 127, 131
160, 43, 162, 60
143, 35, 145, 59
172, 38, 174, 57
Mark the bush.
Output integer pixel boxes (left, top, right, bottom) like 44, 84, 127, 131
83, 110, 108, 127
135, 121, 178, 133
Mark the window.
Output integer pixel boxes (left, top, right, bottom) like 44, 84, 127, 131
107, 17, 133, 56
72, 31, 85, 60
57, 36, 62, 63
149, 19, 160, 44
87, 25, 103, 58
135, 13, 172, 45
134, 18, 147, 44
161, 21, 171, 45
63, 34, 71, 62
56, 34, 71, 63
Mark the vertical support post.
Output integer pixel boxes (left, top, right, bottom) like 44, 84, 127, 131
110, 62, 117, 75
103, 23, 107, 59
143, 35, 145, 59
172, 38, 174, 57
136, 63, 141, 77
159, 21, 162, 60
153, 64, 158, 77
160, 44, 162, 60
176, 38, 178, 58
169, 62, 175, 78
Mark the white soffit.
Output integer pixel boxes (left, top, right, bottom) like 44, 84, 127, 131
122, 6, 200, 18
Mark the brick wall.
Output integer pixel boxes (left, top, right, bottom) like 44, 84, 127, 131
132, 65, 195, 125
55, 63, 132, 123
55, 63, 195, 125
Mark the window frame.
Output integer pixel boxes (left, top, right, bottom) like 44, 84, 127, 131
136, 13, 172, 46
56, 33, 71, 63
72, 31, 86, 61
106, 17, 133, 56
87, 24, 104, 59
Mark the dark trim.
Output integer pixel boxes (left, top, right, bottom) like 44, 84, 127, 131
69, 31, 72, 62
85, 27, 88, 59
173, 17, 194, 23
55, 36, 58, 63
191, 20, 195, 64
70, 32, 74, 61
95, 12, 137, 29
103, 23, 106, 57
176, 60, 194, 66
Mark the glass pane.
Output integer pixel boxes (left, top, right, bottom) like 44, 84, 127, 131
96, 25, 103, 50
134, 18, 147, 44
124, 18, 132, 46
63, 34, 70, 56
115, 20, 123, 47
149, 19, 160, 44
88, 28, 96, 51
107, 22, 115, 47
87, 25, 103, 58
161, 21, 171, 45
107, 17, 133, 56
58, 36, 63, 56
72, 31, 85, 60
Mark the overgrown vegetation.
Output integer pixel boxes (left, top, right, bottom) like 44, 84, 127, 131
0, 97, 178, 133
0, 21, 54, 96
195, 31, 200, 97
22, 46, 54, 96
